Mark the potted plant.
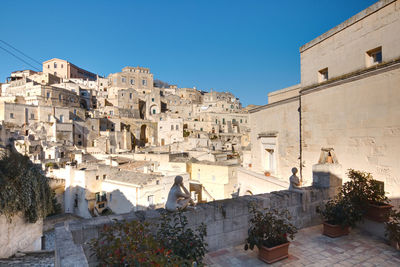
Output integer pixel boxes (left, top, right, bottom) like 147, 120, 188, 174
342, 169, 392, 223
365, 179, 392, 222
385, 208, 400, 250
244, 204, 297, 264
317, 197, 362, 238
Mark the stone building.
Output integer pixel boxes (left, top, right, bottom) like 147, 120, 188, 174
108, 66, 154, 94
42, 58, 97, 80
249, 0, 400, 200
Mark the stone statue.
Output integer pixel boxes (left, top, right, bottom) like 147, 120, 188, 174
289, 167, 302, 190
288, 167, 309, 211
165, 176, 195, 211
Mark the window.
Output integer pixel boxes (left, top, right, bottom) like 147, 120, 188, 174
130, 93, 132, 99
171, 125, 174, 130
142, 79, 147, 86
48, 114, 51, 122
366, 47, 382, 67
151, 98, 154, 102
103, 174, 106, 180
61, 64, 63, 68
47, 64, 50, 69
96, 175, 99, 180
59, 94, 62, 101
200, 128, 203, 131
60, 115, 64, 122
148, 195, 154, 206
152, 109, 156, 114
30, 113, 34, 119
54, 62, 57, 68
240, 119, 243, 123
176, 125, 179, 130
222, 118, 225, 125
130, 79, 135, 85
318, 68, 328, 83
122, 77, 126, 83
10, 113, 14, 119
46, 92, 50, 99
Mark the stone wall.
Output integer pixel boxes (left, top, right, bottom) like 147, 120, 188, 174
0, 214, 43, 258
54, 187, 331, 266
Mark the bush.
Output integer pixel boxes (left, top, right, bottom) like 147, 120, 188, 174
91, 220, 187, 266
244, 203, 297, 250
91, 211, 208, 266
317, 197, 362, 228
0, 150, 57, 223
157, 211, 207, 265
385, 208, 400, 244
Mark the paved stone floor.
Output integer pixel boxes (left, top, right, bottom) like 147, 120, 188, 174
204, 225, 400, 266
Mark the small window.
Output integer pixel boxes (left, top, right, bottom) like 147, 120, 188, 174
96, 175, 99, 180
46, 92, 50, 99
130, 93, 133, 99
10, 113, 14, 119
152, 109, 156, 114
61, 64, 63, 68
142, 79, 147, 86
122, 77, 126, 83
30, 113, 34, 119
318, 68, 328, 83
171, 125, 174, 130
48, 114, 51, 122
47, 64, 50, 69
103, 174, 106, 180
366, 47, 382, 67
130, 79, 135, 85
151, 98, 154, 102
54, 62, 57, 68
176, 125, 179, 130
60, 115, 64, 122
148, 195, 154, 206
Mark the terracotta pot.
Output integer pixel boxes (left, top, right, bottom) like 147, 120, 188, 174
264, 171, 270, 177
365, 203, 393, 222
258, 242, 289, 264
323, 222, 349, 238
390, 239, 400, 250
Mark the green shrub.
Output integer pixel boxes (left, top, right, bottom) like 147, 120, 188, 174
385, 208, 400, 244
317, 198, 362, 228
0, 150, 57, 223
244, 203, 297, 250
157, 211, 207, 265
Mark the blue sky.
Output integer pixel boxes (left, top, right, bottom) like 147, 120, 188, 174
0, 0, 377, 106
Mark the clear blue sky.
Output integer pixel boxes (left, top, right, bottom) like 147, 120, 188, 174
0, 0, 377, 106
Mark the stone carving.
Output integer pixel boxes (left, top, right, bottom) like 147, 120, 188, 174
289, 167, 309, 212
289, 167, 302, 190
165, 176, 195, 211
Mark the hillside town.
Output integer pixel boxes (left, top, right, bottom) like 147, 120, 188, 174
1, 0, 400, 266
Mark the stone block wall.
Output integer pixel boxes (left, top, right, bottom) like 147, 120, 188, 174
54, 187, 331, 266
0, 214, 43, 258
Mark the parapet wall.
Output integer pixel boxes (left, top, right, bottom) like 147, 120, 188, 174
54, 187, 332, 266
0, 214, 43, 258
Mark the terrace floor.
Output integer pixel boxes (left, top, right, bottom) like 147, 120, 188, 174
204, 224, 400, 266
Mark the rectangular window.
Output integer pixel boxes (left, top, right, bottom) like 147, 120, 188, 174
96, 175, 99, 180
366, 47, 382, 67
151, 98, 154, 102
171, 125, 174, 130
103, 174, 106, 180
148, 195, 154, 206
130, 93, 132, 99
30, 113, 34, 119
130, 79, 135, 85
54, 62, 57, 68
142, 79, 147, 86
60, 115, 64, 122
176, 125, 179, 130
122, 77, 126, 83
48, 114, 51, 122
46, 92, 50, 99
318, 68, 328, 83
10, 113, 14, 119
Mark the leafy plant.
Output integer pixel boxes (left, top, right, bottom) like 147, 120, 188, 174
244, 203, 297, 250
385, 208, 400, 245
317, 197, 362, 228
0, 150, 57, 223
157, 211, 207, 265
365, 179, 389, 205
91, 220, 187, 266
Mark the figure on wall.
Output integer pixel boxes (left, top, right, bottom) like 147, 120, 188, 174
289, 167, 309, 211
165, 176, 196, 211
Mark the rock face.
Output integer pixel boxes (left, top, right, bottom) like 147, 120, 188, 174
0, 213, 43, 258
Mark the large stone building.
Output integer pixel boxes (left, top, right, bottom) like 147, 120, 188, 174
249, 0, 400, 200
43, 58, 97, 81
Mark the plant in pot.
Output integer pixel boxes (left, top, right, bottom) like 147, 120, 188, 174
385, 208, 400, 250
317, 196, 362, 238
244, 204, 297, 264
365, 178, 392, 222
341, 169, 392, 222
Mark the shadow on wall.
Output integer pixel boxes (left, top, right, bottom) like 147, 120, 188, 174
64, 185, 158, 218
